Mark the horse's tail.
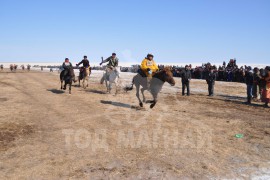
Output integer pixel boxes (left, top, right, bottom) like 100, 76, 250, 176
125, 77, 134, 92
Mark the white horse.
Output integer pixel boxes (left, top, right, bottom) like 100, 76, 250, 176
102, 67, 120, 94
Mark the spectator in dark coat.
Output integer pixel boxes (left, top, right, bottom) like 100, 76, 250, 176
245, 66, 254, 104
206, 67, 217, 96
252, 67, 261, 100
181, 65, 192, 96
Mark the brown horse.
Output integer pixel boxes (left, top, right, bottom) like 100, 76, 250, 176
126, 67, 175, 108
10, 64, 14, 71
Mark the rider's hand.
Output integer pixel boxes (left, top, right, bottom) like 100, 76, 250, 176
100, 63, 102, 66
76, 64, 78, 66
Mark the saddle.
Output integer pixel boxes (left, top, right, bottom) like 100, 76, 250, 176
137, 69, 147, 77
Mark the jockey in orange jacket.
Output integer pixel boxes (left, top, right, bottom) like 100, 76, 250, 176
140, 53, 159, 89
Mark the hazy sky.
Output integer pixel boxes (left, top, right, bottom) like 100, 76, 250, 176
0, 0, 269, 64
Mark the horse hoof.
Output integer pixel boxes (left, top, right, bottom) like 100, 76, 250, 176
150, 104, 156, 109
139, 102, 143, 107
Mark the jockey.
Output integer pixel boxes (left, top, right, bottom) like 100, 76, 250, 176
62, 58, 73, 70
76, 55, 91, 78
76, 55, 90, 69
100, 53, 119, 84
100, 53, 119, 69
62, 58, 76, 81
140, 53, 159, 88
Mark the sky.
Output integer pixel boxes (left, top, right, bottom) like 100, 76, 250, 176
0, 0, 269, 64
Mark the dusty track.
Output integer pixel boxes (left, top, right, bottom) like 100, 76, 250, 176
0, 69, 269, 179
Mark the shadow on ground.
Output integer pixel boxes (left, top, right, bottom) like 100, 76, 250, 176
47, 89, 65, 94
0, 97, 8, 102
87, 89, 107, 94
100, 100, 143, 110
216, 94, 265, 108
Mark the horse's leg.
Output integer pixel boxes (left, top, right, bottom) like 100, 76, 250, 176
83, 75, 88, 89
108, 81, 112, 94
150, 93, 158, 109
86, 70, 89, 87
69, 82, 72, 94
63, 81, 67, 90
61, 80, 63, 89
105, 80, 110, 93
86, 76, 89, 87
136, 85, 143, 107
141, 87, 147, 102
82, 77, 85, 89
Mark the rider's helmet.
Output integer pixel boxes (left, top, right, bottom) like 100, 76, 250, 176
147, 53, 154, 58
112, 53, 116, 56
84, 55, 87, 59
65, 58, 69, 62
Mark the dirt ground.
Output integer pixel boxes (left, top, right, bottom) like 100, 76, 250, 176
0, 69, 269, 179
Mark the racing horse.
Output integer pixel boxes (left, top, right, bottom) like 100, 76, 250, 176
126, 67, 175, 108
102, 66, 120, 94
10, 64, 14, 71
60, 68, 75, 94
78, 67, 91, 89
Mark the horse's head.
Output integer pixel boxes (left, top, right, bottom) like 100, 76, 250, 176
157, 67, 175, 86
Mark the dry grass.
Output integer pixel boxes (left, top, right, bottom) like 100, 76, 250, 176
0, 69, 269, 179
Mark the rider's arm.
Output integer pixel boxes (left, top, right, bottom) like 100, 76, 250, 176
77, 60, 83, 66
141, 59, 148, 71
102, 57, 110, 64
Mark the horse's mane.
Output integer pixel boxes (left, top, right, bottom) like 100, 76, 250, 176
154, 66, 173, 79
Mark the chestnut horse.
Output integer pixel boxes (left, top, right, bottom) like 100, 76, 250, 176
78, 67, 91, 89
126, 67, 175, 108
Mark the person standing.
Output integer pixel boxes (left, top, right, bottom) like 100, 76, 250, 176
206, 67, 217, 96
245, 66, 254, 104
262, 66, 270, 108
252, 67, 261, 100
181, 65, 191, 96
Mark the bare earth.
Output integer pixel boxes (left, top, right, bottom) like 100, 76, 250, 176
0, 69, 269, 179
